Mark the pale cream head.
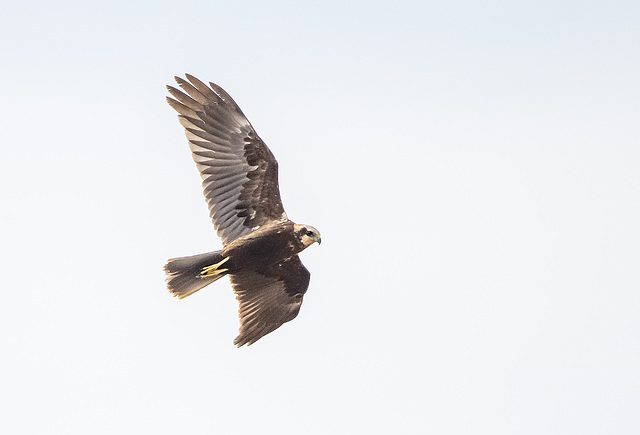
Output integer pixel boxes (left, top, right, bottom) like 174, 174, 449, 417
294, 224, 322, 248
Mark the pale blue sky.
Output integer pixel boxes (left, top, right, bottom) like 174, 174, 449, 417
1, 1, 639, 434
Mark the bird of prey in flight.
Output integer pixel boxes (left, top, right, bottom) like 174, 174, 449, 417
164, 74, 321, 347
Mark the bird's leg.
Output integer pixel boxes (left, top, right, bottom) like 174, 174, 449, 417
200, 256, 230, 278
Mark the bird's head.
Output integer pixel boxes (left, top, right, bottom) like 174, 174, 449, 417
294, 224, 322, 248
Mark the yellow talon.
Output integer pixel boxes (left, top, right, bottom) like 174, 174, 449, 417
200, 257, 230, 278
204, 267, 228, 277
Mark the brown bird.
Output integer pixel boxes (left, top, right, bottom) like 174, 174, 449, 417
164, 74, 321, 347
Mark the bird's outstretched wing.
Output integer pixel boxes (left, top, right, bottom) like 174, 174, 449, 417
167, 74, 287, 244
231, 256, 310, 346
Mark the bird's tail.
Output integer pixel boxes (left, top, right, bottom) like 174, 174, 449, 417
164, 251, 231, 299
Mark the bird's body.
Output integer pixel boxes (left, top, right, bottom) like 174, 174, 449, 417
164, 75, 320, 346
222, 221, 304, 271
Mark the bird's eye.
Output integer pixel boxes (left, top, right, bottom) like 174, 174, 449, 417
306, 230, 314, 237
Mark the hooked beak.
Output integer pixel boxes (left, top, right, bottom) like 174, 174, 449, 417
312, 232, 321, 245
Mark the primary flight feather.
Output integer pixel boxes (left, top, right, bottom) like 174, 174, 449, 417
164, 74, 321, 347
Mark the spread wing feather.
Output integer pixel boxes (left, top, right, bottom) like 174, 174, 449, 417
167, 74, 287, 244
231, 256, 310, 346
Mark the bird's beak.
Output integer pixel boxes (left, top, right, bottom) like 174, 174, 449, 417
315, 235, 322, 245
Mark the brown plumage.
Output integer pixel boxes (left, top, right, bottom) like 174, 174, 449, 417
164, 74, 321, 346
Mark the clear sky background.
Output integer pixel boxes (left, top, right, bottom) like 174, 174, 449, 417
1, 1, 639, 433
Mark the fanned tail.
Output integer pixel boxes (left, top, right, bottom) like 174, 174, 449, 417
164, 251, 230, 299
